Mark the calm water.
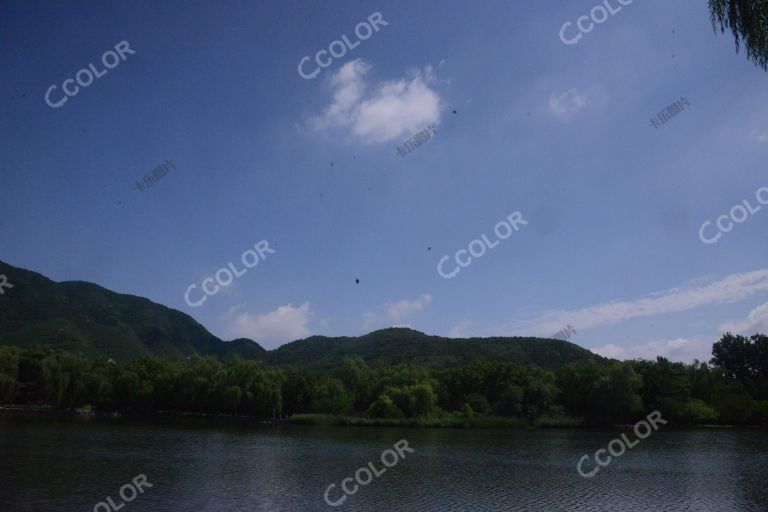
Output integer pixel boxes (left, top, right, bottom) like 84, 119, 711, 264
1, 417, 767, 512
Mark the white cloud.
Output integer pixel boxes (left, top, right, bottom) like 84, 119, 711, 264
548, 88, 588, 120
308, 59, 441, 143
224, 302, 311, 349
448, 319, 472, 338
750, 128, 768, 143
720, 301, 768, 335
362, 311, 378, 330
590, 337, 711, 363
385, 293, 432, 323
222, 303, 246, 318
493, 267, 768, 337
587, 301, 768, 364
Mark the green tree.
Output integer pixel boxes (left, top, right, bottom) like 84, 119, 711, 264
709, 0, 768, 70
336, 356, 372, 410
223, 385, 242, 415
711, 333, 768, 398
113, 370, 154, 412
39, 355, 70, 407
385, 383, 438, 417
495, 383, 524, 416
632, 357, 691, 421
366, 394, 404, 418
311, 377, 352, 415
281, 367, 318, 415
0, 346, 21, 403
682, 399, 719, 424
464, 393, 491, 415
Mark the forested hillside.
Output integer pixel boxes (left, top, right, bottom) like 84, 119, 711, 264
1, 334, 766, 427
269, 328, 601, 370
0, 260, 262, 360
0, 260, 601, 369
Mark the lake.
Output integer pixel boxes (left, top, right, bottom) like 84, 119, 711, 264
1, 417, 766, 511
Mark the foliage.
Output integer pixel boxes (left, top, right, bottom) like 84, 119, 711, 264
366, 394, 404, 419
0, 332, 766, 427
0, 260, 265, 361
709, 0, 768, 70
0, 260, 602, 369
711, 333, 768, 398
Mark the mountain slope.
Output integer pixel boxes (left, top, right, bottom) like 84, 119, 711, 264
0, 260, 266, 360
0, 260, 601, 369
268, 327, 601, 370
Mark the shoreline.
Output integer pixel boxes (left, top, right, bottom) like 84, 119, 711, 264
1, 407, 765, 430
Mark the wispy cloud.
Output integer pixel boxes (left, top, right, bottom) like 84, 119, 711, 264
590, 298, 768, 364
386, 293, 432, 323
720, 301, 768, 335
224, 302, 312, 348
750, 128, 768, 143
492, 267, 768, 337
548, 88, 588, 120
591, 337, 711, 363
360, 293, 433, 331
308, 59, 441, 143
362, 311, 378, 330
448, 319, 472, 338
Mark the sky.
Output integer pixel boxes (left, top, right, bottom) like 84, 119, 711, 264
1, 0, 767, 361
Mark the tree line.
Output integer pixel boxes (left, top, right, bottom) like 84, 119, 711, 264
0, 333, 766, 426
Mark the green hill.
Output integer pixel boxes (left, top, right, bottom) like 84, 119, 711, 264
0, 260, 601, 368
0, 260, 265, 360
269, 327, 601, 370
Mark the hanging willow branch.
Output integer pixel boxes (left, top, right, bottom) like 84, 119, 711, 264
709, 0, 768, 70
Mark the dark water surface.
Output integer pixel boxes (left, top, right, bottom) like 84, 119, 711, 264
1, 417, 767, 511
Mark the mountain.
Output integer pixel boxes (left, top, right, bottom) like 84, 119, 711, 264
0, 260, 601, 368
0, 259, 265, 360
269, 327, 601, 370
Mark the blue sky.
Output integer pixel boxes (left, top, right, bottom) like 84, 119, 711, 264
1, 0, 767, 360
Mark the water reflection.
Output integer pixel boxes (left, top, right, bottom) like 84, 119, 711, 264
1, 418, 766, 511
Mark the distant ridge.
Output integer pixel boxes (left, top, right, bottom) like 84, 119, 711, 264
0, 259, 265, 361
269, 327, 602, 370
0, 260, 601, 368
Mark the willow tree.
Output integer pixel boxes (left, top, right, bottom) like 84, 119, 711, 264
709, 0, 768, 70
